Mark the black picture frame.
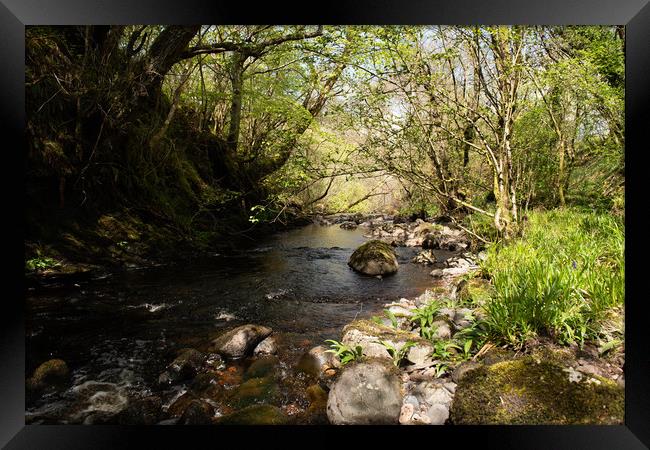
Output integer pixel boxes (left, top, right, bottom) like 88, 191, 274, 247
1, 1, 648, 448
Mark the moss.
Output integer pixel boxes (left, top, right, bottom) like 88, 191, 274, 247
349, 240, 397, 264
225, 376, 281, 409
450, 355, 624, 424
215, 404, 289, 425
30, 359, 69, 388
343, 319, 422, 342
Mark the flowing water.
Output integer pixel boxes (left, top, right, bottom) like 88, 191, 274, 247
25, 223, 453, 424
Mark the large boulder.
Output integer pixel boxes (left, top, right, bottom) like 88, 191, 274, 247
211, 324, 273, 358
348, 240, 399, 276
450, 355, 624, 424
326, 360, 403, 424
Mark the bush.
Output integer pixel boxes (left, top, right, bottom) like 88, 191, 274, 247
481, 208, 624, 348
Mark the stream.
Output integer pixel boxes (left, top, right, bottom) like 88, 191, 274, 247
26, 223, 454, 424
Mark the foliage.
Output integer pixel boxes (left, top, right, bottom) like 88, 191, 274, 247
25, 254, 60, 272
410, 301, 442, 340
481, 209, 624, 348
325, 339, 364, 366
376, 340, 417, 367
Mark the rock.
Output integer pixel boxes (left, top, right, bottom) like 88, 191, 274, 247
340, 221, 358, 230
341, 320, 425, 361
296, 345, 340, 378
427, 403, 450, 425
387, 304, 415, 318
244, 355, 280, 380
179, 400, 214, 425
399, 403, 415, 424
191, 372, 220, 392
215, 405, 289, 425
432, 320, 452, 339
211, 324, 273, 358
413, 223, 436, 236
29, 359, 70, 390
406, 343, 435, 366
412, 250, 437, 265
158, 348, 205, 386
431, 267, 471, 278
227, 376, 281, 409
413, 381, 454, 407
326, 360, 402, 424
306, 384, 328, 409
438, 307, 456, 321
253, 335, 279, 355
421, 233, 440, 250
450, 356, 624, 424
452, 361, 482, 383
410, 413, 432, 424
403, 395, 420, 408
167, 392, 198, 417
444, 382, 457, 394
118, 396, 162, 425
348, 240, 399, 276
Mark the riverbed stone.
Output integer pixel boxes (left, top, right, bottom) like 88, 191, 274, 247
244, 355, 280, 380
296, 345, 340, 378
427, 403, 450, 425
340, 221, 358, 230
348, 240, 399, 276
399, 403, 415, 424
253, 335, 279, 355
158, 348, 205, 386
431, 320, 452, 339
211, 324, 273, 358
341, 319, 424, 361
413, 381, 454, 407
326, 359, 402, 424
227, 376, 281, 409
179, 400, 215, 425
431, 267, 471, 278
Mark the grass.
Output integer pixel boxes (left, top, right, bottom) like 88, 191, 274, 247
480, 208, 624, 348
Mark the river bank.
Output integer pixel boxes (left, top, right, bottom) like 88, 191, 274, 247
25, 210, 625, 425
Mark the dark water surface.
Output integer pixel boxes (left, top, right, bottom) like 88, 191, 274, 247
26, 224, 446, 423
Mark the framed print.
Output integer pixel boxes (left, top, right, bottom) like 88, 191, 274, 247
1, 0, 648, 448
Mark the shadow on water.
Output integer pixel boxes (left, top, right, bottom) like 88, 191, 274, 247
26, 224, 450, 423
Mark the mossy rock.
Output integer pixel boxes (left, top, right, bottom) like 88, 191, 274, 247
226, 376, 281, 409
457, 278, 494, 306
29, 359, 70, 390
215, 404, 289, 425
450, 356, 624, 424
244, 355, 280, 381
348, 240, 398, 276
342, 319, 430, 361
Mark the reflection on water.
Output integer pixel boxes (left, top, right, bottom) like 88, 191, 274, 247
26, 224, 449, 423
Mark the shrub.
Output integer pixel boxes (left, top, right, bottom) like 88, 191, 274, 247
481, 208, 624, 348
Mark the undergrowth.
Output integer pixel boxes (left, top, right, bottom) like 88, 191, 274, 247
480, 208, 624, 348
